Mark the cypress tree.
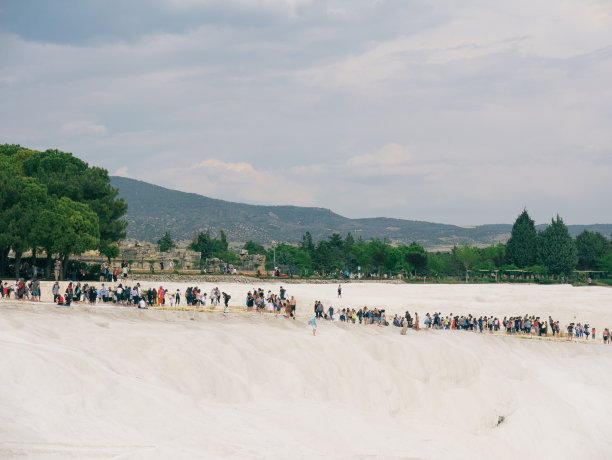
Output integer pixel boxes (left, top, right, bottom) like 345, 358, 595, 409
575, 230, 611, 270
506, 209, 537, 268
537, 215, 578, 275
158, 231, 176, 253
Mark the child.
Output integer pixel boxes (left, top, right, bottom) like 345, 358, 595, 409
592, 328, 596, 340
223, 292, 231, 314
310, 316, 317, 336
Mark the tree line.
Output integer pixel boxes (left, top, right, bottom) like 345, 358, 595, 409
3, 143, 608, 283
0, 144, 127, 279
188, 209, 612, 280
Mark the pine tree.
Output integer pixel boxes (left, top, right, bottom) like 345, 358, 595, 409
506, 209, 537, 268
537, 215, 578, 275
158, 231, 176, 253
300, 232, 315, 255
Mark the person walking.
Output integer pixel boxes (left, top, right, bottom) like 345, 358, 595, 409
52, 282, 60, 303
54, 260, 61, 281
289, 296, 296, 319
311, 316, 317, 336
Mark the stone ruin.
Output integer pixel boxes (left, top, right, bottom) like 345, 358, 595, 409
204, 254, 265, 273
120, 243, 201, 271
75, 242, 265, 273
75, 242, 201, 271
241, 254, 266, 272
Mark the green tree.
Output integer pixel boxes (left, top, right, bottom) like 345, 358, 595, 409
100, 244, 120, 264
537, 215, 578, 276
385, 246, 406, 274
344, 233, 355, 252
0, 159, 21, 274
20, 149, 127, 248
596, 253, 612, 274
0, 145, 120, 278
313, 234, 345, 273
0, 144, 26, 156
343, 233, 358, 272
30, 196, 66, 278
4, 177, 48, 278
366, 240, 388, 275
300, 231, 315, 256
218, 230, 229, 252
454, 244, 481, 282
426, 252, 448, 277
484, 242, 506, 268
216, 250, 239, 264
190, 229, 234, 264
243, 240, 266, 255
294, 249, 313, 274
0, 151, 47, 277
506, 209, 537, 268
575, 230, 610, 270
190, 231, 214, 259
53, 197, 100, 278
403, 242, 428, 275
158, 231, 176, 252
267, 243, 295, 269
350, 239, 369, 274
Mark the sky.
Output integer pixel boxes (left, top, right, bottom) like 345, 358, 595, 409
1, 0, 611, 226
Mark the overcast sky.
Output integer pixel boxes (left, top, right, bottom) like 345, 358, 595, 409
1, 0, 611, 225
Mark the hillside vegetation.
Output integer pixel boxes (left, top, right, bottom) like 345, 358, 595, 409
110, 176, 612, 248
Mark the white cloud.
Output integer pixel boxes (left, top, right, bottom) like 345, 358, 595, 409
158, 0, 312, 17
349, 142, 411, 166
139, 158, 317, 207
1, 0, 612, 225
113, 166, 132, 178
193, 159, 258, 175
295, 0, 612, 95
60, 120, 107, 135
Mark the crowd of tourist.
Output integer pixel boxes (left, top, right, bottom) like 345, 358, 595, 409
314, 302, 390, 326
44, 282, 234, 310
385, 311, 603, 342
3, 278, 611, 344
1, 278, 42, 302
246, 286, 297, 318
98, 262, 130, 283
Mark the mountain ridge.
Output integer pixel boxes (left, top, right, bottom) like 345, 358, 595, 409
110, 176, 612, 249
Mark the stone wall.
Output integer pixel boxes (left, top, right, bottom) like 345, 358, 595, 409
74, 242, 201, 271
241, 254, 266, 272
74, 243, 264, 273
121, 244, 201, 270
204, 254, 265, 273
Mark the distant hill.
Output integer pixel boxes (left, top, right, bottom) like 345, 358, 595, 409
110, 176, 612, 249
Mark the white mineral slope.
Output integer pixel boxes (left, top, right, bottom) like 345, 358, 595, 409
2, 290, 612, 459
